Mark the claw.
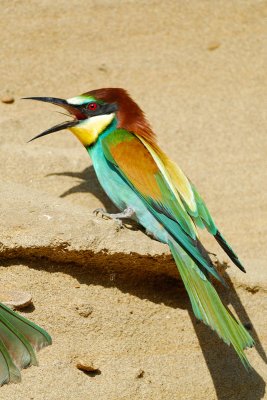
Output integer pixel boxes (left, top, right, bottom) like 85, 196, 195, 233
115, 219, 123, 231
93, 206, 135, 230
93, 208, 108, 219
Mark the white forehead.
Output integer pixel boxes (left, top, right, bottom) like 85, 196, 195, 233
67, 95, 95, 105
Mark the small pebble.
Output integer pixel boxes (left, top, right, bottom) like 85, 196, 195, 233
1, 96, 15, 104
98, 64, 108, 73
75, 303, 93, 317
76, 359, 99, 372
207, 41, 220, 51
135, 368, 145, 379
0, 290, 32, 310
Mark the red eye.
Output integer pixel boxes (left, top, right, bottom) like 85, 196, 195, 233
88, 102, 98, 111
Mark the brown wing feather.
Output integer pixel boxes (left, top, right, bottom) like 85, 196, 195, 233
110, 137, 161, 199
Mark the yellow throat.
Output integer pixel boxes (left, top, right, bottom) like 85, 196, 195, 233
69, 113, 115, 146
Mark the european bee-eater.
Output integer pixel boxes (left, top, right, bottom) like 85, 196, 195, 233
27, 88, 254, 368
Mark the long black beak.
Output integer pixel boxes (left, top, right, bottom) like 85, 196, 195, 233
23, 97, 82, 142
27, 120, 78, 142
23, 97, 69, 107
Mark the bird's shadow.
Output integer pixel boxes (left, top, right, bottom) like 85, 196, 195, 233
29, 166, 267, 398
47, 166, 140, 230
47, 165, 118, 213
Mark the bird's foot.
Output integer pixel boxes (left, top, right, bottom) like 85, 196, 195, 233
93, 207, 135, 231
93, 208, 110, 219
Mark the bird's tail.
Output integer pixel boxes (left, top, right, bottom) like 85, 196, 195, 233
0, 302, 51, 385
168, 239, 254, 368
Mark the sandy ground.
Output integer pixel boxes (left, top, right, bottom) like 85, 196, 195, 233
0, 1, 267, 399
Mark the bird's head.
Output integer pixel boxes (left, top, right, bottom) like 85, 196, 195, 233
26, 88, 155, 146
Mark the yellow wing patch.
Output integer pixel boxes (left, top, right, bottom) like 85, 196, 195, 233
138, 136, 197, 215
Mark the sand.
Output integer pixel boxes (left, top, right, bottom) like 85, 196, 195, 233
0, 1, 266, 399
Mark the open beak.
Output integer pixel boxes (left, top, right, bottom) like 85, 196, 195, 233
23, 97, 84, 142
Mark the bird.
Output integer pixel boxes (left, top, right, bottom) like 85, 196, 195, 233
0, 301, 51, 385
26, 88, 254, 368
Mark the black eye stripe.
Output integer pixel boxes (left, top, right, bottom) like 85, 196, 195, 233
80, 102, 118, 117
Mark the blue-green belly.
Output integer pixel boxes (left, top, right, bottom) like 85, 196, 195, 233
87, 139, 167, 244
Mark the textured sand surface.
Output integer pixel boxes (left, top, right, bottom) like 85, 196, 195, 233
0, 1, 266, 399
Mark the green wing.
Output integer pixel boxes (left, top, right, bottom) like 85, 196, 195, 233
139, 136, 245, 272
102, 129, 223, 283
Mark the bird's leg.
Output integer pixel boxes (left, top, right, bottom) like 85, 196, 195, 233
94, 206, 135, 219
93, 207, 135, 230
